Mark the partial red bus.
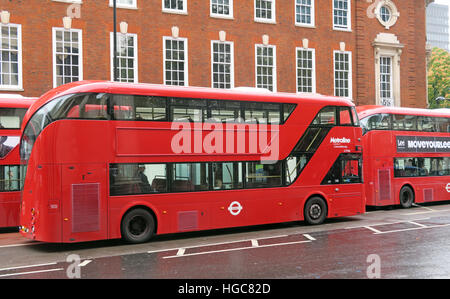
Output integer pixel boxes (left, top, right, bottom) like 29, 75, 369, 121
358, 105, 450, 207
20, 81, 364, 243
0, 96, 35, 228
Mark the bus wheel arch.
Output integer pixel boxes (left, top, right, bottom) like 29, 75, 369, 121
399, 184, 415, 208
120, 205, 157, 243
303, 194, 328, 225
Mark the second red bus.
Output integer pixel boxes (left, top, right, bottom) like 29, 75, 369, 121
358, 105, 450, 208
0, 96, 35, 228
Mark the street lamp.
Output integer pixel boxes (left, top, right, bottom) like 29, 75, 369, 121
113, 0, 118, 82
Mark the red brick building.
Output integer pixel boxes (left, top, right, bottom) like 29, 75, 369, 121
0, 0, 430, 107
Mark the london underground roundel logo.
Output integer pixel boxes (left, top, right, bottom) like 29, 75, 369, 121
446, 183, 450, 193
228, 201, 243, 216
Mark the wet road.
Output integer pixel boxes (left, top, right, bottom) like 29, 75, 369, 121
1, 202, 450, 280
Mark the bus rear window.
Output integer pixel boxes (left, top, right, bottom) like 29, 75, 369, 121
0, 108, 27, 129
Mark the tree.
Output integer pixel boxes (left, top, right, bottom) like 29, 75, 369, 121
427, 47, 450, 108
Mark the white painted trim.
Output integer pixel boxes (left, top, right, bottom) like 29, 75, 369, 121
163, 36, 189, 86
110, 32, 139, 83
295, 0, 315, 27
0, 23, 22, 91
332, 0, 352, 31
109, 0, 137, 9
162, 0, 188, 14
254, 0, 276, 23
333, 50, 353, 100
255, 44, 277, 92
52, 27, 83, 88
295, 47, 316, 94
210, 0, 234, 19
210, 40, 235, 89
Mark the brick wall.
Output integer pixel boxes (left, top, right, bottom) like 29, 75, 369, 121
0, 0, 428, 108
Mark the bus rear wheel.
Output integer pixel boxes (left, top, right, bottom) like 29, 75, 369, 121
399, 186, 414, 208
304, 196, 327, 225
121, 208, 155, 244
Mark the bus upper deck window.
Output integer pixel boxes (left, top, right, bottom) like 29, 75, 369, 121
338, 107, 352, 126
312, 106, 336, 126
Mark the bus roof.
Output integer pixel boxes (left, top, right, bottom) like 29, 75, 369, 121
356, 105, 450, 119
0, 97, 36, 108
29, 80, 354, 116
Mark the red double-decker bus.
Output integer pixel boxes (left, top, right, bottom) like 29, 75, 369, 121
0, 96, 35, 228
20, 81, 364, 243
358, 105, 450, 208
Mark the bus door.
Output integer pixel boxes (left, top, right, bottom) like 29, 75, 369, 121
322, 154, 364, 215
61, 163, 108, 242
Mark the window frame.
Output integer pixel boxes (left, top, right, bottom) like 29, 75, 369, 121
52, 27, 83, 88
162, 0, 188, 14
211, 40, 235, 89
333, 50, 352, 100
163, 36, 189, 86
109, 0, 137, 9
210, 0, 234, 19
296, 47, 316, 93
0, 23, 23, 91
332, 0, 352, 31
110, 32, 139, 83
255, 44, 277, 92
254, 0, 276, 24
295, 0, 315, 28
379, 55, 394, 107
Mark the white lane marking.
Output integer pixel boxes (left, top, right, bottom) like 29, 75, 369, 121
0, 262, 57, 272
0, 268, 64, 278
374, 223, 450, 235
147, 234, 289, 255
163, 239, 313, 259
364, 226, 382, 234
251, 239, 259, 247
400, 208, 450, 216
78, 260, 92, 267
345, 218, 430, 230
176, 248, 186, 256
408, 221, 428, 228
303, 234, 316, 241
0, 242, 41, 249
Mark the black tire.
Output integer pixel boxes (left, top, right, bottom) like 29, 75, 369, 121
399, 186, 414, 208
121, 208, 155, 244
304, 196, 328, 225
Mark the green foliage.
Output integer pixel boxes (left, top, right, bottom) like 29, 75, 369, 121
428, 47, 450, 108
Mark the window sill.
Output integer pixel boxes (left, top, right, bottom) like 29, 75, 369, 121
254, 19, 276, 25
52, 0, 83, 3
295, 23, 316, 29
333, 27, 352, 32
210, 14, 234, 20
0, 86, 24, 92
109, 4, 138, 10
162, 9, 188, 15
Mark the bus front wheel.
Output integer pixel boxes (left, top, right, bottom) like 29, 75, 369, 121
304, 196, 328, 225
121, 208, 155, 244
399, 186, 414, 209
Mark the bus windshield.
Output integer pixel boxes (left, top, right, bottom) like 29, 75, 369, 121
20, 93, 109, 161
